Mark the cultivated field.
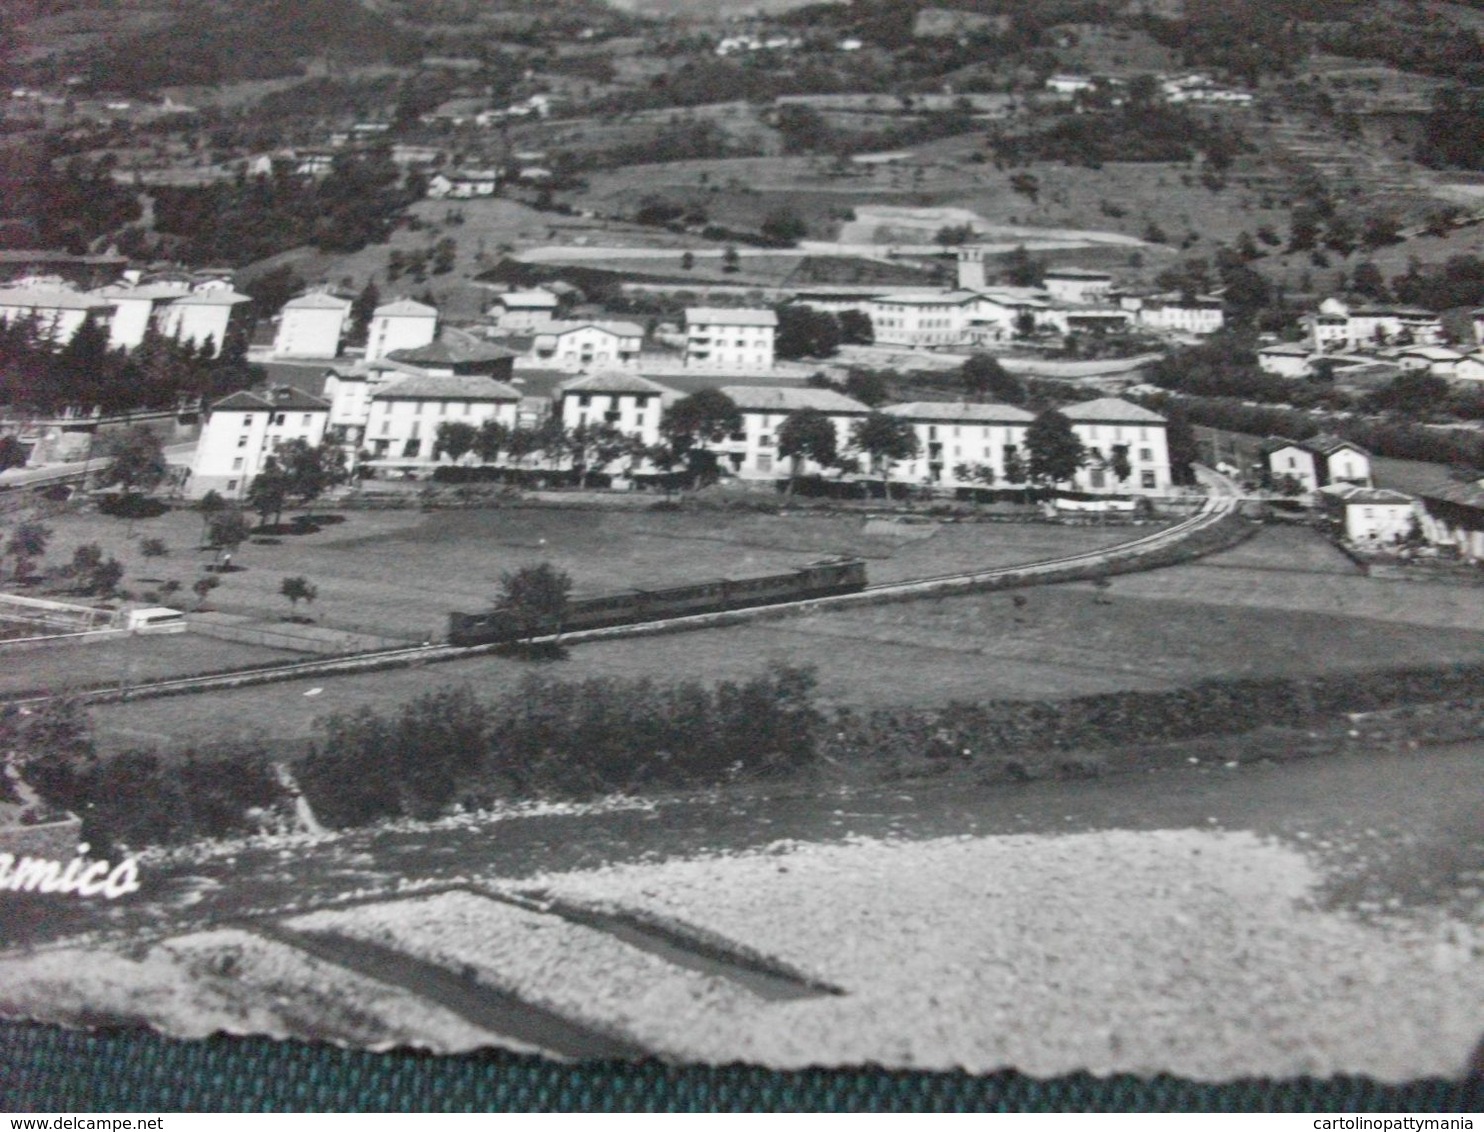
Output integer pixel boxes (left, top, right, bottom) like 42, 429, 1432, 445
86, 524, 1484, 754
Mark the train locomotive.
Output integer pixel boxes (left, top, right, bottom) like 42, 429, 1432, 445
447, 557, 867, 647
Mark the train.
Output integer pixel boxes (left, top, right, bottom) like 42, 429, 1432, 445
447, 557, 868, 647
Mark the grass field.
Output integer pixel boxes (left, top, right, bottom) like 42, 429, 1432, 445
0, 635, 299, 699
86, 524, 1484, 755
12, 501, 1150, 653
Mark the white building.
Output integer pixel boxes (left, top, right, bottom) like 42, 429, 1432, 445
492, 289, 559, 331
557, 371, 675, 449
530, 320, 644, 371
684, 308, 777, 371
187, 386, 330, 500
1319, 484, 1417, 545
1046, 74, 1096, 95
1257, 342, 1316, 378
362, 374, 522, 474
426, 169, 500, 199
92, 281, 188, 351
716, 386, 871, 478
867, 292, 978, 348
0, 286, 114, 344
1127, 293, 1225, 336
1262, 434, 1372, 493
1308, 299, 1444, 349
1395, 345, 1464, 378
881, 401, 1035, 486
273, 292, 352, 359
366, 298, 438, 362
1455, 352, 1484, 385
1061, 398, 1172, 493
1042, 268, 1113, 305
154, 288, 252, 356
1418, 480, 1484, 564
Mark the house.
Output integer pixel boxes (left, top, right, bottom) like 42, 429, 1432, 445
491, 289, 560, 331
382, 331, 518, 381
92, 280, 188, 350
1308, 299, 1445, 349
1395, 345, 1464, 378
425, 169, 500, 199
1261, 433, 1372, 493
1454, 352, 1484, 385
530, 320, 644, 371
1257, 342, 1315, 378
1318, 484, 1417, 546
1061, 398, 1172, 493
153, 287, 252, 356
1261, 437, 1321, 493
684, 308, 777, 371
1042, 268, 1113, 305
965, 289, 1052, 342
1417, 479, 1484, 564
716, 386, 871, 478
1128, 293, 1225, 336
365, 298, 438, 362
1046, 74, 1096, 96
867, 292, 978, 348
881, 402, 1034, 486
362, 374, 522, 475
0, 285, 115, 344
187, 386, 330, 500
557, 371, 675, 449
273, 292, 352, 359
1304, 433, 1373, 488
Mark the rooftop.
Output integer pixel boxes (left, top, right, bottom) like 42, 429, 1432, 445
1060, 397, 1166, 424
0, 287, 114, 311
720, 386, 871, 413
283, 292, 353, 311
497, 289, 559, 308
386, 332, 518, 367
373, 374, 522, 402
373, 298, 438, 318
686, 307, 778, 327
559, 371, 676, 396
872, 291, 979, 306
536, 319, 645, 338
211, 386, 330, 413
882, 401, 1035, 423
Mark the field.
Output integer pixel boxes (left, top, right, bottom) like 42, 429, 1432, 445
85, 524, 1484, 754
0, 634, 299, 699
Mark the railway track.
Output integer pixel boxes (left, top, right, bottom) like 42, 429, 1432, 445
2, 485, 1238, 708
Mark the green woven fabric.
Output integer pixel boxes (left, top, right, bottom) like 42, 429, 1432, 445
3, 1024, 1480, 1112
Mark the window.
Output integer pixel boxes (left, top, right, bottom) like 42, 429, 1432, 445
232, 457, 243, 471
1090, 470, 1105, 488
757, 454, 772, 472
636, 414, 645, 427
579, 394, 591, 407
273, 413, 285, 426
237, 436, 248, 448
302, 414, 312, 426
1139, 448, 1152, 463
403, 439, 421, 458
1141, 470, 1157, 488
227, 479, 238, 491
759, 435, 773, 448
414, 402, 423, 415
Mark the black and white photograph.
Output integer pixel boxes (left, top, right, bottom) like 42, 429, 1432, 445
0, 0, 1482, 1090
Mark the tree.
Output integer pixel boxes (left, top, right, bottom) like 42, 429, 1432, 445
776, 408, 839, 491
99, 426, 167, 495
680, 251, 696, 271
206, 508, 250, 567
760, 208, 807, 246
776, 305, 841, 360
140, 537, 168, 558
246, 461, 291, 527
1025, 408, 1085, 486
661, 389, 742, 483
1163, 403, 1199, 486
959, 354, 1024, 403
6, 521, 50, 579
192, 574, 220, 609
474, 418, 508, 465
89, 557, 124, 597
1109, 444, 1132, 485
195, 488, 226, 539
1002, 244, 1043, 287
721, 246, 741, 273
498, 562, 572, 643
837, 309, 874, 345
850, 413, 919, 483
844, 368, 890, 407
349, 280, 380, 344
279, 576, 318, 618
434, 420, 478, 464
278, 439, 347, 508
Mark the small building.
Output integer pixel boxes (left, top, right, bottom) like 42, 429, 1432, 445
530, 320, 644, 371
1042, 268, 1113, 305
491, 289, 560, 331
881, 401, 1034, 486
1061, 397, 1171, 493
866, 292, 978, 348
716, 386, 871, 478
557, 371, 675, 449
426, 169, 500, 199
273, 291, 352, 359
1257, 342, 1315, 378
154, 287, 252, 356
366, 298, 438, 362
363, 374, 521, 473
0, 285, 115, 345
1261, 433, 1372, 493
188, 386, 330, 500
1454, 351, 1484, 385
1395, 345, 1464, 378
1417, 479, 1484, 564
1129, 293, 1225, 336
1261, 437, 1321, 493
382, 331, 517, 382
1319, 484, 1417, 546
684, 308, 777, 371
